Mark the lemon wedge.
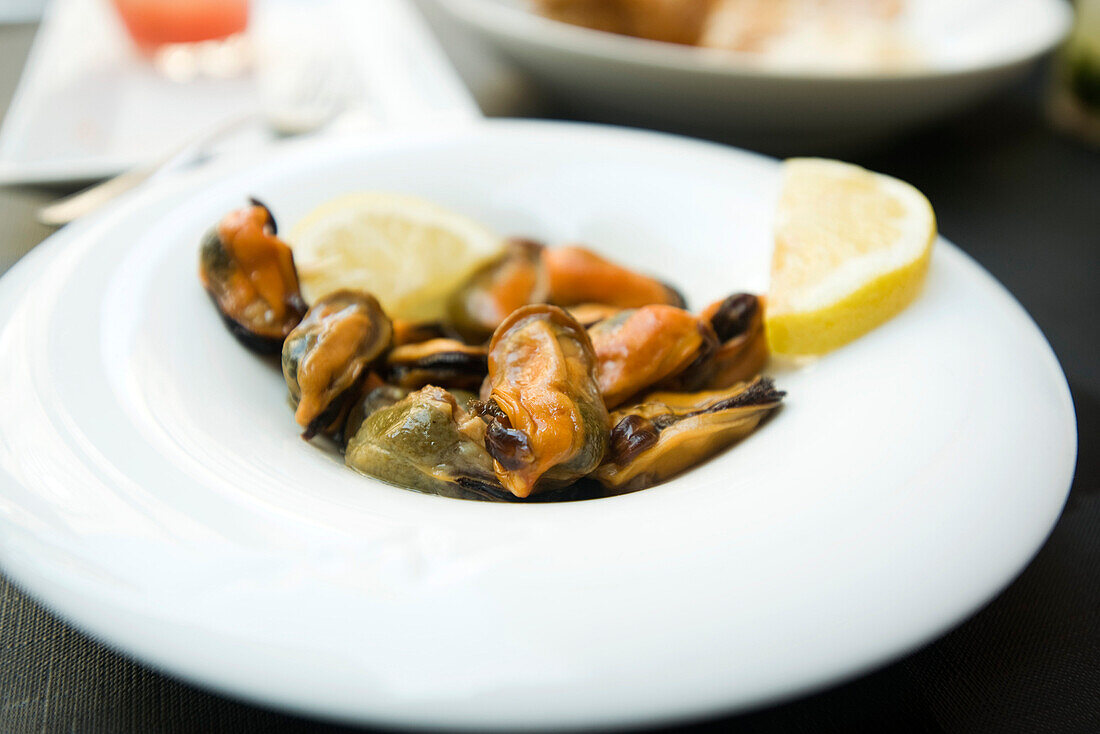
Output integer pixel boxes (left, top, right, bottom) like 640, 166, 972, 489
765, 158, 936, 356
289, 192, 505, 321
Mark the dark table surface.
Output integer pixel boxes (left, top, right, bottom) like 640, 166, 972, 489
1, 18, 1098, 734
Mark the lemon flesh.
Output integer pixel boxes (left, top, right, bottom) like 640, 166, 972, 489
289, 192, 505, 321
766, 158, 936, 356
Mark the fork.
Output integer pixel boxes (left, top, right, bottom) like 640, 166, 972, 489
36, 36, 353, 227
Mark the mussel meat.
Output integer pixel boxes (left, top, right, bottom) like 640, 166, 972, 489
700, 293, 768, 388
593, 377, 784, 493
343, 382, 409, 445
281, 290, 393, 439
447, 238, 547, 342
543, 245, 686, 309
385, 338, 488, 391
448, 241, 688, 341
588, 304, 718, 408
198, 200, 307, 353
345, 386, 510, 501
566, 303, 623, 328
479, 304, 609, 498
391, 319, 464, 347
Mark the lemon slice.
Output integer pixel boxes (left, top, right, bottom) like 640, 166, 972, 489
289, 192, 505, 321
765, 158, 936, 356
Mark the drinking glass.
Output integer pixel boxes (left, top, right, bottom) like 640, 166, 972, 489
109, 0, 250, 78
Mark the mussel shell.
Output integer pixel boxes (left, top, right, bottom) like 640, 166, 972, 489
198, 202, 306, 354
594, 377, 784, 493
282, 290, 393, 439
385, 339, 488, 391
345, 386, 512, 501
483, 304, 609, 498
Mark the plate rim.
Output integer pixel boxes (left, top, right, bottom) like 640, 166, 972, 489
0, 119, 1078, 730
437, 0, 1073, 82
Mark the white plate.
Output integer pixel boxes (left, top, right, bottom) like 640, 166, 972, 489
0, 121, 1076, 730
0, 0, 485, 185
0, 0, 261, 185
434, 0, 1072, 144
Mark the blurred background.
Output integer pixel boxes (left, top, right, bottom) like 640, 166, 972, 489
0, 0, 1097, 732
0, 0, 1091, 191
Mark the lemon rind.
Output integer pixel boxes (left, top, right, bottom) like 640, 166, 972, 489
766, 233, 933, 355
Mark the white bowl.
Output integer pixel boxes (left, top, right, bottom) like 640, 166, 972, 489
435, 0, 1072, 146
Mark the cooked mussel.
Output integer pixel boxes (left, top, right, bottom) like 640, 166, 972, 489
448, 240, 687, 341
567, 303, 623, 328
543, 245, 686, 309
385, 339, 488, 391
588, 305, 718, 408
345, 386, 509, 501
700, 293, 768, 388
343, 383, 409, 444
198, 200, 307, 353
281, 290, 393, 439
447, 238, 547, 342
479, 304, 609, 498
391, 319, 464, 347
594, 377, 784, 493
